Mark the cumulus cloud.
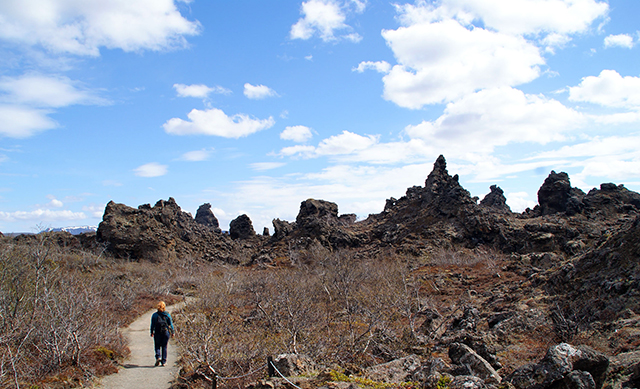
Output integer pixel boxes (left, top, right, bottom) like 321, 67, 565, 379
0, 74, 105, 138
174, 83, 231, 98
243, 83, 278, 99
604, 34, 635, 49
280, 125, 313, 142
360, 0, 608, 109
0, 0, 201, 56
290, 0, 362, 42
506, 191, 537, 213
163, 107, 275, 138
280, 130, 378, 158
569, 70, 640, 109
405, 87, 585, 154
394, 0, 608, 36
353, 61, 391, 73
0, 105, 57, 138
134, 162, 168, 177
381, 19, 544, 108
46, 195, 63, 208
527, 135, 640, 187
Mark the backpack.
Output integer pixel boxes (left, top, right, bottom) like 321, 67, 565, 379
155, 313, 171, 335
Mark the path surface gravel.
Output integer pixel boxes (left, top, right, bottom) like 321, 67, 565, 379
96, 302, 184, 389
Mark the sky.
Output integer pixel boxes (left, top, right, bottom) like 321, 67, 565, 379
0, 0, 639, 233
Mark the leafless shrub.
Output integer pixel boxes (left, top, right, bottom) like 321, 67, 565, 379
0, 233, 182, 387
176, 248, 434, 386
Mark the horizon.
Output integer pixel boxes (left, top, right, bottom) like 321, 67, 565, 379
1, 0, 639, 234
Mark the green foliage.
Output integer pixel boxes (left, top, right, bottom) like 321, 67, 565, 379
328, 369, 420, 389
436, 374, 451, 389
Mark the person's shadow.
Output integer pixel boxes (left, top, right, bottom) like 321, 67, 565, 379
123, 364, 157, 369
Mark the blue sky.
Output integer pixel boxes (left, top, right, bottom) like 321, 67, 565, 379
0, 0, 639, 233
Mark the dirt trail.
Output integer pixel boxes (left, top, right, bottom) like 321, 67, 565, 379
96, 301, 185, 389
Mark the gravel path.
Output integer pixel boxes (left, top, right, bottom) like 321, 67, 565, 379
96, 302, 185, 389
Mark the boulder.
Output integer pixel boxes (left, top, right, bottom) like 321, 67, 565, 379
448, 343, 501, 384
365, 354, 422, 383
229, 214, 255, 240
506, 343, 609, 389
194, 203, 221, 233
272, 354, 315, 377
449, 375, 485, 389
272, 218, 294, 241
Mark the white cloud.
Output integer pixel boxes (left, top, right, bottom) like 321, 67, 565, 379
290, 0, 360, 42
0, 105, 57, 138
46, 195, 63, 208
542, 33, 572, 53
569, 70, 640, 109
405, 87, 585, 155
367, 0, 608, 109
0, 0, 201, 56
316, 131, 378, 155
0, 209, 86, 222
280, 144, 317, 157
604, 34, 634, 49
280, 125, 313, 142
281, 131, 379, 158
82, 204, 106, 218
174, 83, 231, 98
134, 162, 168, 177
353, 61, 391, 73
250, 162, 286, 171
163, 107, 275, 138
0, 74, 105, 138
395, 0, 608, 36
506, 191, 536, 212
0, 74, 103, 107
180, 149, 212, 161
243, 83, 278, 99
381, 19, 544, 108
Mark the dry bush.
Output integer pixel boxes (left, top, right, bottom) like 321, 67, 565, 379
0, 233, 184, 388
175, 248, 433, 387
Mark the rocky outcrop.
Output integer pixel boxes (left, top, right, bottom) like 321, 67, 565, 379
480, 185, 511, 213
230, 214, 255, 240
96, 198, 239, 263
537, 171, 585, 216
194, 203, 221, 233
93, 155, 640, 272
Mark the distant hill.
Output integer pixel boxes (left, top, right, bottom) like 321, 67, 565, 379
45, 225, 97, 235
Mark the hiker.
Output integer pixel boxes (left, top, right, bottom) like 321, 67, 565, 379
150, 301, 175, 367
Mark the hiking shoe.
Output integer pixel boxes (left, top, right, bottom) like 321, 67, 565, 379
155, 359, 161, 366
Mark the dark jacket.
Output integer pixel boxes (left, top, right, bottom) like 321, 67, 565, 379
150, 311, 175, 337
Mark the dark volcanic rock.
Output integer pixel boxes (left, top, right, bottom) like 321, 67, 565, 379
97, 198, 238, 263
272, 218, 294, 241
229, 214, 255, 240
194, 203, 221, 233
537, 171, 585, 216
480, 185, 511, 213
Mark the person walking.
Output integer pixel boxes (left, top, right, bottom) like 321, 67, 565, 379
150, 301, 175, 367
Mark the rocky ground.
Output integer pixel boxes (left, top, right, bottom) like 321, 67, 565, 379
28, 155, 640, 389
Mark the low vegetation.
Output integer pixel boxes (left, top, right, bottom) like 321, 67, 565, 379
0, 233, 180, 388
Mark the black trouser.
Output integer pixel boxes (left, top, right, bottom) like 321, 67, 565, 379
154, 332, 170, 364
